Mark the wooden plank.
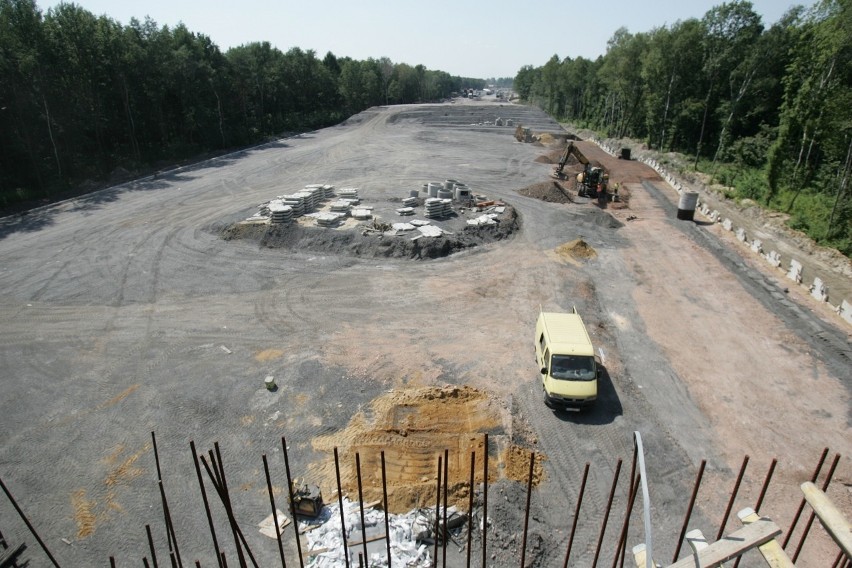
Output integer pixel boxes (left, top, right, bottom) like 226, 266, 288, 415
801, 481, 852, 557
632, 543, 652, 568
667, 519, 781, 568
737, 508, 795, 568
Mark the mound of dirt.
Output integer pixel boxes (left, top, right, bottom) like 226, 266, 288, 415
533, 155, 553, 164
556, 239, 597, 261
221, 207, 520, 260
517, 181, 573, 204
308, 385, 544, 513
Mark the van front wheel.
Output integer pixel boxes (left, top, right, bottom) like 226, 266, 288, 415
543, 388, 554, 409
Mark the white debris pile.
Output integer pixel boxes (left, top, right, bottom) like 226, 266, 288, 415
416, 225, 444, 238
302, 498, 437, 567
466, 214, 499, 226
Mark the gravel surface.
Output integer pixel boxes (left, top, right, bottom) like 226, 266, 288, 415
0, 99, 848, 567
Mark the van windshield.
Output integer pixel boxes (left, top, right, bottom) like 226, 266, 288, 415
550, 355, 596, 381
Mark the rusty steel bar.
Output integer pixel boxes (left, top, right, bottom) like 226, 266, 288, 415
732, 458, 779, 568
443, 448, 449, 568
146, 524, 160, 568
792, 452, 841, 563
755, 458, 777, 513
196, 562, 201, 568
831, 550, 844, 568
520, 451, 536, 568
562, 462, 590, 568
206, 449, 241, 568
783, 447, 829, 549
220, 552, 228, 568
672, 459, 706, 563
262, 454, 287, 568
434, 454, 442, 567
110, 556, 116, 567
170, 551, 178, 568
613, 473, 641, 568
482, 433, 489, 568
592, 459, 623, 568
211, 446, 250, 568
333, 448, 350, 568
381, 451, 391, 568
190, 441, 223, 568
355, 453, 369, 567
152, 432, 179, 567
716, 455, 749, 542
144, 558, 151, 568
280, 437, 304, 568
467, 450, 475, 568
199, 455, 257, 568
157, 480, 183, 568
0, 476, 62, 567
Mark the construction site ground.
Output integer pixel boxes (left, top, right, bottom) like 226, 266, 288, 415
0, 99, 849, 567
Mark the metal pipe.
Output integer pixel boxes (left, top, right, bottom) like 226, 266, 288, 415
520, 451, 536, 568
333, 448, 350, 568
482, 433, 488, 568
783, 447, 828, 549
672, 459, 706, 563
467, 450, 475, 568
146, 524, 160, 568
592, 459, 622, 568
613, 473, 641, 568
562, 462, 590, 568
381, 451, 391, 568
280, 437, 304, 568
355, 453, 369, 567
443, 448, 449, 568
434, 454, 442, 567
716, 455, 749, 541
792, 452, 840, 563
190, 441, 223, 568
262, 454, 287, 568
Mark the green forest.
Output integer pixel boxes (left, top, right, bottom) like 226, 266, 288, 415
515, 0, 851, 256
0, 0, 484, 210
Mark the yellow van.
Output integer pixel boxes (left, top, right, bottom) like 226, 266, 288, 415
535, 307, 599, 410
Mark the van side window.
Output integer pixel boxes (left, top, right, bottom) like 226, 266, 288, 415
539, 333, 546, 351
543, 348, 550, 372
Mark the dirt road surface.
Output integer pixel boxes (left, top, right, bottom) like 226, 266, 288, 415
0, 101, 849, 567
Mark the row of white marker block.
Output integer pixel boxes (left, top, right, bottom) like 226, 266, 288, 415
588, 138, 852, 326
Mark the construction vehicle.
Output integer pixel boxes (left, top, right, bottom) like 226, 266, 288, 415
552, 141, 588, 180
577, 164, 608, 199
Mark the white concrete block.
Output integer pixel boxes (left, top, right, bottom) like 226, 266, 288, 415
765, 251, 782, 268
750, 239, 763, 254
736, 228, 747, 242
787, 259, 803, 284
722, 218, 733, 231
838, 299, 852, 325
809, 277, 829, 302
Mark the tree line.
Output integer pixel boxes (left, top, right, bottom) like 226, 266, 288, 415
0, 0, 485, 209
514, 0, 851, 256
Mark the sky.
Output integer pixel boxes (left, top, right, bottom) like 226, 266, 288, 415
41, 0, 813, 79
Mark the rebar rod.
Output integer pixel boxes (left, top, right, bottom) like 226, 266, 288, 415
482, 433, 488, 568
592, 459, 622, 568
381, 451, 391, 568
434, 454, 442, 567
280, 437, 304, 568
333, 448, 350, 568
262, 454, 287, 568
792, 452, 841, 563
355, 453, 369, 567
209, 448, 246, 568
783, 447, 828, 549
520, 451, 536, 568
467, 450, 475, 568
562, 462, 590, 568
199, 455, 257, 568
190, 441, 223, 568
146, 524, 159, 568
716, 455, 749, 542
443, 448, 449, 568
672, 459, 706, 563
0, 476, 63, 568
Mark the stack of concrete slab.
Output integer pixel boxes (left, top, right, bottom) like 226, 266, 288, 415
396, 207, 415, 216
315, 212, 344, 227
329, 200, 351, 213
402, 196, 418, 207
352, 209, 372, 220
268, 201, 293, 224
279, 194, 306, 217
425, 198, 452, 219
294, 190, 317, 212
